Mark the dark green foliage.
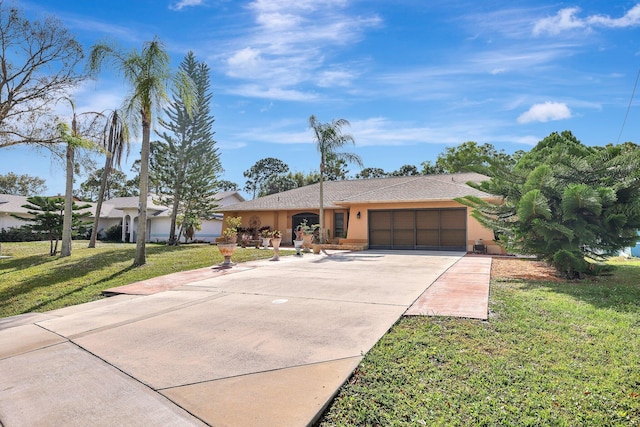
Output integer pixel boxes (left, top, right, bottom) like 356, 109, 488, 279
102, 224, 123, 242
14, 196, 91, 255
436, 141, 515, 174
243, 157, 290, 198
259, 174, 298, 197
0, 226, 47, 242
150, 52, 222, 245
217, 180, 239, 191
458, 131, 640, 278
78, 168, 136, 202
355, 167, 388, 179
390, 164, 420, 176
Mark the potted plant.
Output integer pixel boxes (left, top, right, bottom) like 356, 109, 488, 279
293, 227, 304, 256
217, 216, 241, 266
312, 225, 322, 254
297, 219, 316, 253
270, 229, 282, 261
259, 226, 272, 249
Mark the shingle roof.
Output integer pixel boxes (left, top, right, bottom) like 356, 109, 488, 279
1, 191, 245, 218
219, 173, 492, 212
0, 194, 32, 215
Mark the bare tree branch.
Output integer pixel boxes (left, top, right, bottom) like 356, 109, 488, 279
0, 1, 84, 148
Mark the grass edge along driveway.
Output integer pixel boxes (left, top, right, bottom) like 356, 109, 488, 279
0, 240, 290, 318
319, 259, 640, 426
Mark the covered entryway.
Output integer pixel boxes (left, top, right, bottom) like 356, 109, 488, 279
368, 208, 467, 251
292, 212, 319, 243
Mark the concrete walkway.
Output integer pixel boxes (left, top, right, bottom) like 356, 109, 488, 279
0, 251, 490, 426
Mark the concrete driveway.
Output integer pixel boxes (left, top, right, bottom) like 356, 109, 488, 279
0, 250, 475, 426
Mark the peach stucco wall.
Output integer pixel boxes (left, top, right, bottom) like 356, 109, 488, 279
223, 200, 503, 253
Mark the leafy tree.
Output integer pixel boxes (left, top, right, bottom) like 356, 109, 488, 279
420, 160, 444, 175
150, 52, 221, 245
0, 173, 47, 195
309, 115, 363, 243
15, 196, 91, 256
436, 141, 512, 174
88, 109, 130, 248
243, 157, 290, 199
78, 168, 133, 201
89, 37, 193, 265
217, 180, 239, 192
355, 167, 387, 179
291, 171, 320, 187
390, 164, 420, 176
260, 174, 299, 196
0, 2, 84, 148
458, 131, 640, 278
323, 153, 350, 181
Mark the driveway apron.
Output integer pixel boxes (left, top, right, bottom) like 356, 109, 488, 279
0, 250, 466, 426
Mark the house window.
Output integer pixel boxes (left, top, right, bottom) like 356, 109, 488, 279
334, 212, 345, 238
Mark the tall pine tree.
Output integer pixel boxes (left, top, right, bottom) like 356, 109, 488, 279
151, 52, 222, 245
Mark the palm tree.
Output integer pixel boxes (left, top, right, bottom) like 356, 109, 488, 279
57, 99, 98, 257
308, 115, 363, 243
89, 38, 173, 266
88, 109, 130, 248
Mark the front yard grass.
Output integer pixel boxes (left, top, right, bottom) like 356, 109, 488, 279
319, 259, 640, 426
0, 240, 291, 318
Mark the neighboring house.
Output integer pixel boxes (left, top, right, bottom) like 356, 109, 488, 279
0, 191, 245, 243
219, 173, 504, 254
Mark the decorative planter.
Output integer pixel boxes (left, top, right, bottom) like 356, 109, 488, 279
312, 243, 322, 254
217, 242, 237, 266
261, 237, 271, 249
302, 234, 312, 253
293, 239, 304, 255
270, 238, 282, 261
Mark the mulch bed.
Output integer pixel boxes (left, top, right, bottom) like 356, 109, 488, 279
490, 257, 562, 282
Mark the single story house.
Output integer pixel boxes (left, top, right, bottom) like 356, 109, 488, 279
219, 172, 504, 254
0, 191, 244, 243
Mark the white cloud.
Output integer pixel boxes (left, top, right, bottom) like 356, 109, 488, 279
219, 0, 381, 99
226, 84, 318, 102
517, 102, 572, 124
316, 69, 356, 87
588, 4, 640, 28
533, 4, 640, 35
170, 0, 205, 11
533, 7, 585, 35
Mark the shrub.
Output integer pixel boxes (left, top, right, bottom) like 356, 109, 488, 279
102, 224, 123, 242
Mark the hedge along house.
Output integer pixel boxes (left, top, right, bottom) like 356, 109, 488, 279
218, 172, 505, 254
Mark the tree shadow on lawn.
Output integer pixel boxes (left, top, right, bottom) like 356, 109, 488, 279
0, 253, 60, 276
519, 263, 640, 314
0, 245, 203, 315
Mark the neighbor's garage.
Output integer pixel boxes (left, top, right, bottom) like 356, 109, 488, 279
368, 208, 467, 251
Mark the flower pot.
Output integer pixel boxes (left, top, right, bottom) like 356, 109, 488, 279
270, 237, 282, 261
302, 234, 312, 252
217, 242, 237, 266
312, 243, 322, 254
293, 239, 304, 255
261, 237, 271, 249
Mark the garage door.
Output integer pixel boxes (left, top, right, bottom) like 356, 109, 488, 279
368, 208, 467, 251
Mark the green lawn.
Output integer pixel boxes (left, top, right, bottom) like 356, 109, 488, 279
0, 240, 290, 318
3, 243, 639, 424
319, 259, 640, 426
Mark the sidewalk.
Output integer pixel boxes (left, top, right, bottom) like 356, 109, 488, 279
0, 251, 490, 426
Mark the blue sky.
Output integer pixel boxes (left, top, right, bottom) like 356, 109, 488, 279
4, 0, 640, 198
